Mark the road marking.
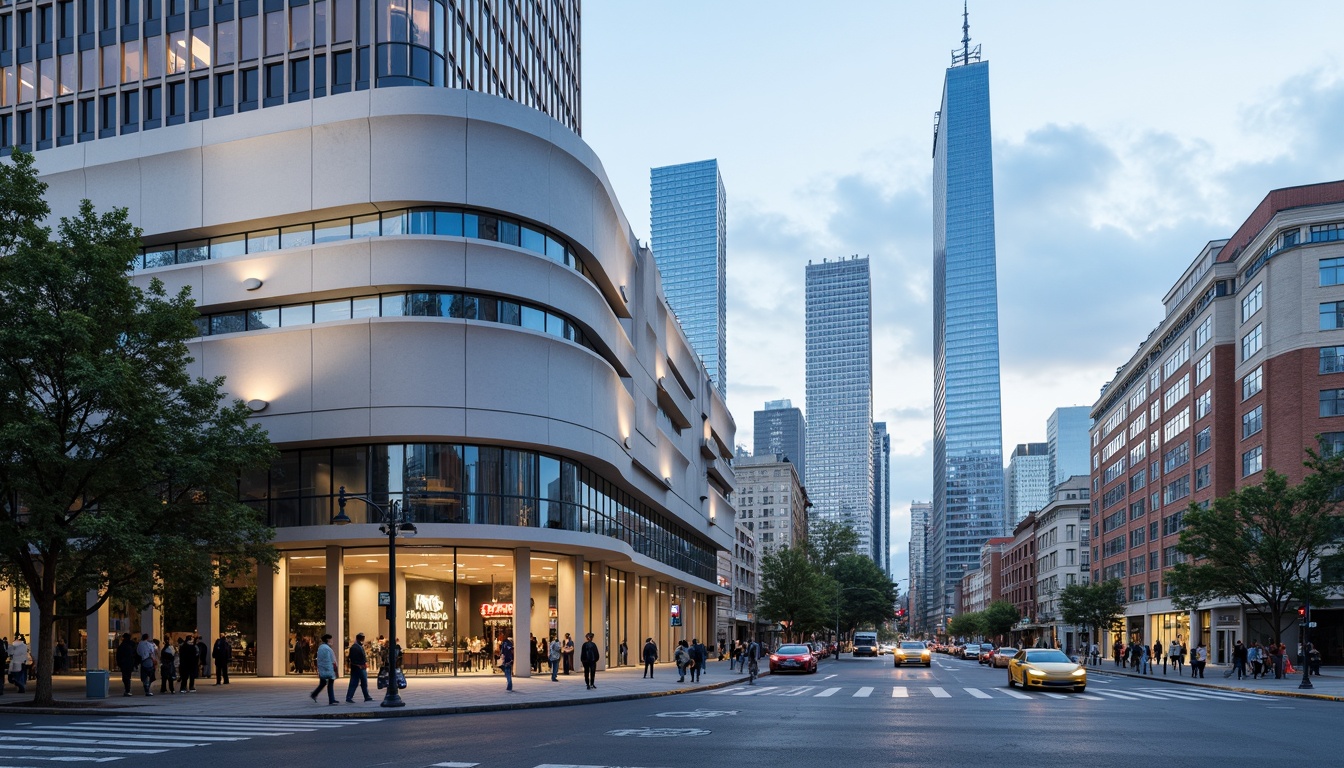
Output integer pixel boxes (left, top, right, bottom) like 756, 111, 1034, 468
0, 744, 168, 756
778, 686, 815, 696
431, 763, 480, 767
1075, 694, 1104, 701
1092, 691, 1140, 700
1000, 688, 1032, 699
815, 687, 841, 697
964, 688, 991, 699
853, 687, 874, 698
891, 686, 908, 698
823, 674, 838, 680
928, 687, 950, 698
1113, 691, 1167, 700
731, 687, 775, 696
1040, 692, 1068, 700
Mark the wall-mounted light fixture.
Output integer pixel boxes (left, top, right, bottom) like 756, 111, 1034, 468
662, 476, 673, 488
245, 399, 269, 412
619, 285, 629, 303
242, 277, 264, 291
622, 436, 631, 449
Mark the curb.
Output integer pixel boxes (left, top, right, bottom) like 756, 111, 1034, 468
0, 675, 755, 720
1087, 666, 1344, 702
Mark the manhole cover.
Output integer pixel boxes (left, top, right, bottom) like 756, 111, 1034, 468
655, 710, 738, 718
606, 727, 712, 738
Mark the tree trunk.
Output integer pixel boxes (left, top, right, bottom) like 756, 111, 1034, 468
32, 593, 57, 706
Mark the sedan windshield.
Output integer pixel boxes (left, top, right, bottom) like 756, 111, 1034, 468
900, 642, 926, 650
776, 645, 810, 655
1024, 650, 1073, 664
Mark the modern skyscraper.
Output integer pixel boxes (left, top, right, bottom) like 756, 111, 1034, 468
908, 501, 932, 635
1046, 406, 1092, 493
873, 422, 892, 574
1005, 442, 1050, 529
754, 400, 807, 482
804, 257, 874, 557
650, 160, 728, 399
930, 9, 1006, 629
29, 0, 736, 677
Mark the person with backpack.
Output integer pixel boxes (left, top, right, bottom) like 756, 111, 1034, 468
689, 639, 707, 683
580, 632, 600, 690
212, 635, 232, 684
548, 636, 563, 681
674, 640, 690, 683
159, 638, 178, 694
500, 634, 515, 691
746, 637, 762, 685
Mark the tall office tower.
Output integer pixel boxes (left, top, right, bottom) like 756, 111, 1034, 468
873, 423, 892, 574
909, 501, 932, 635
754, 400, 807, 483
1046, 406, 1092, 493
650, 160, 729, 399
1005, 443, 1050, 529
931, 9, 1006, 630
804, 257, 874, 557
30, 0, 738, 676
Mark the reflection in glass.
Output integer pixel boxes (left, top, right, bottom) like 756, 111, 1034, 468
314, 218, 349, 243
210, 233, 247, 259
352, 297, 379, 318
314, 299, 351, 323
248, 229, 281, 253
282, 224, 315, 248
281, 304, 313, 326
247, 307, 280, 330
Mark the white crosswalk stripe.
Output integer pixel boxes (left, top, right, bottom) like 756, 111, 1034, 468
1093, 691, 1140, 700
928, 687, 951, 698
853, 687, 874, 698
999, 688, 1032, 699
815, 687, 841, 697
0, 716, 378, 764
964, 688, 992, 699
703, 682, 1271, 704
892, 686, 908, 698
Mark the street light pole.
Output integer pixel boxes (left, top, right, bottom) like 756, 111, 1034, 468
333, 486, 417, 708
1300, 556, 1314, 690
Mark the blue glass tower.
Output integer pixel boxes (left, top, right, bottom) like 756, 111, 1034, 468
650, 160, 728, 399
931, 9, 1005, 630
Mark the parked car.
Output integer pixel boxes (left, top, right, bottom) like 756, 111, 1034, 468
989, 647, 1018, 668
960, 644, 981, 661
977, 644, 997, 665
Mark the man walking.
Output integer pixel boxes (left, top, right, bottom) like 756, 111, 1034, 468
549, 636, 562, 681
688, 638, 707, 683
746, 637, 761, 684
642, 637, 658, 678
212, 635, 232, 685
309, 634, 338, 705
159, 638, 177, 694
178, 636, 199, 692
114, 633, 137, 696
500, 634, 515, 692
1232, 640, 1248, 680
580, 632, 600, 690
345, 633, 373, 702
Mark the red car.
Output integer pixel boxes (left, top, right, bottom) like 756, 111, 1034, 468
769, 644, 819, 674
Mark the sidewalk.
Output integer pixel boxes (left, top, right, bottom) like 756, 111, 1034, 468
1083, 659, 1344, 702
0, 661, 751, 719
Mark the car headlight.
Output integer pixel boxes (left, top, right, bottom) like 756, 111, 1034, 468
769, 655, 779, 662
1072, 669, 1086, 677
1027, 668, 1046, 676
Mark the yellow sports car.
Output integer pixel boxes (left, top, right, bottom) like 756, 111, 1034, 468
893, 641, 932, 667
1006, 648, 1087, 692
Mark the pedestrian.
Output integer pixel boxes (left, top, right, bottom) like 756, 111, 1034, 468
689, 638, 707, 683
500, 634, 515, 691
7, 635, 30, 694
159, 637, 177, 694
195, 635, 209, 678
529, 634, 541, 674
346, 633, 374, 703
178, 635, 199, 692
1309, 643, 1322, 676
549, 635, 562, 681
580, 632, 600, 690
1248, 641, 1263, 679
746, 637, 761, 684
618, 639, 628, 666
674, 639, 690, 682
1089, 642, 1099, 666
54, 639, 69, 675
115, 633, 138, 696
642, 637, 658, 678
294, 635, 311, 674
1169, 638, 1184, 676
134, 633, 156, 696
1193, 642, 1208, 678
213, 635, 232, 684
309, 633, 338, 705
1232, 640, 1248, 680
1139, 642, 1151, 675
561, 632, 575, 675
1113, 638, 1124, 667
1153, 641, 1164, 670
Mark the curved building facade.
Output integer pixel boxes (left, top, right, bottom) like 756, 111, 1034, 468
29, 80, 735, 676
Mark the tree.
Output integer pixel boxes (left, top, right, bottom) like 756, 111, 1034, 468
0, 150, 279, 705
1165, 451, 1344, 647
980, 601, 1021, 641
947, 612, 982, 639
806, 519, 860, 575
832, 554, 898, 634
1059, 579, 1126, 649
756, 545, 833, 642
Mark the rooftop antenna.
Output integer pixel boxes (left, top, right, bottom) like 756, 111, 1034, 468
951, 1, 981, 66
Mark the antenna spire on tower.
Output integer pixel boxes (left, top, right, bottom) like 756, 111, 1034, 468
950, 2, 981, 67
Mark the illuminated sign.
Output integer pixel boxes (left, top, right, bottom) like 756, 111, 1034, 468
479, 603, 560, 618
415, 594, 445, 613
670, 603, 682, 627
406, 593, 451, 631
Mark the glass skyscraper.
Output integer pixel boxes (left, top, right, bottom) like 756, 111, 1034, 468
1046, 406, 1092, 492
873, 422, 891, 574
754, 399, 807, 481
931, 15, 1005, 630
804, 257, 874, 558
1005, 443, 1049, 530
650, 159, 728, 399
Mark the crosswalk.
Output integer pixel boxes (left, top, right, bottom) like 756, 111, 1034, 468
705, 684, 1272, 704
0, 715, 377, 765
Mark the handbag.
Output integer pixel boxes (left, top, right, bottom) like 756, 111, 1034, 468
377, 667, 389, 689
395, 669, 407, 689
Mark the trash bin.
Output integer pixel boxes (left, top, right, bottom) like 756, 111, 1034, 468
85, 669, 110, 698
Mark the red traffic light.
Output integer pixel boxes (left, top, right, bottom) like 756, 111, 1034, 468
1299, 607, 1307, 617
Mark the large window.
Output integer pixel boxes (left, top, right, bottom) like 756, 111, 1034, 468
1196, 352, 1212, 384
1242, 366, 1263, 400
1322, 257, 1344, 286
1240, 283, 1262, 322
1241, 324, 1263, 361
1313, 224, 1344, 245
1243, 405, 1263, 437
1162, 442, 1190, 474
1196, 315, 1213, 348
1163, 475, 1190, 505
1322, 346, 1344, 374
1322, 302, 1344, 331
1242, 446, 1263, 477
1195, 426, 1211, 455
1321, 389, 1344, 418
1163, 340, 1191, 380
1195, 390, 1211, 420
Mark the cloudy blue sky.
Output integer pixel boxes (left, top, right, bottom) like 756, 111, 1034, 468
578, 1, 1344, 582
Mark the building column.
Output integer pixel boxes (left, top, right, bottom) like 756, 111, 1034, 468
257, 559, 287, 677
513, 547, 531, 678
590, 562, 608, 670
86, 591, 110, 671
196, 585, 220, 676
558, 555, 585, 643
625, 574, 640, 664
326, 545, 344, 677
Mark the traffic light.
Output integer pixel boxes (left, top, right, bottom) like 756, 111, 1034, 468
1299, 607, 1306, 618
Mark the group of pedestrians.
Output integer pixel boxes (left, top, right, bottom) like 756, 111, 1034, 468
673, 639, 710, 683
0, 635, 32, 694
114, 632, 232, 697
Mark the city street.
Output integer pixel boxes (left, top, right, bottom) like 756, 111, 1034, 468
0, 655, 1336, 768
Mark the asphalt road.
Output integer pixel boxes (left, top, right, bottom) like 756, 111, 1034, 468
0, 653, 1336, 768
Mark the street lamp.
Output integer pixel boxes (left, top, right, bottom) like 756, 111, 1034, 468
332, 485, 418, 708
1300, 555, 1314, 690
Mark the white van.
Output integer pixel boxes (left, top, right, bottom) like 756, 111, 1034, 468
852, 631, 879, 657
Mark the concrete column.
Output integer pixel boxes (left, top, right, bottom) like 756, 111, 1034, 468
196, 585, 220, 676
558, 555, 584, 642
513, 547, 531, 678
590, 562, 608, 670
326, 545, 344, 677
256, 559, 287, 677
347, 575, 380, 643
624, 575, 640, 662
86, 591, 110, 671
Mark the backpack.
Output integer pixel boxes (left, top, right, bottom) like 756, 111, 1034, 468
675, 646, 690, 664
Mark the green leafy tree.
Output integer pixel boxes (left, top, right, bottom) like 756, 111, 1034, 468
1165, 450, 1344, 647
0, 151, 278, 705
947, 612, 983, 639
806, 519, 861, 575
980, 600, 1021, 641
757, 545, 833, 641
833, 554, 898, 634
1059, 579, 1126, 648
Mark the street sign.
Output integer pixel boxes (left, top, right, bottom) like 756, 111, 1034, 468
1309, 621, 1318, 628
378, 591, 391, 606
